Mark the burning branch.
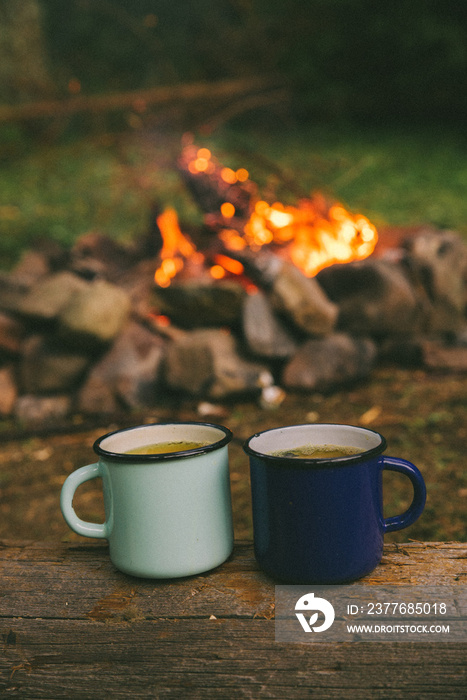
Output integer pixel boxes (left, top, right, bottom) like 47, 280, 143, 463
177, 145, 256, 219
174, 144, 378, 282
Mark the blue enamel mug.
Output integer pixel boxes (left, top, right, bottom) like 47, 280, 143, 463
244, 424, 426, 584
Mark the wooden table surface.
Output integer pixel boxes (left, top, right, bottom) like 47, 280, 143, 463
1, 540, 466, 699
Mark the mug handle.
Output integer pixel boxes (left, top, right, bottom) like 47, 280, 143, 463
60, 463, 109, 539
381, 456, 427, 533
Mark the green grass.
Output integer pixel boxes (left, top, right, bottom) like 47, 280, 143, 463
1, 123, 467, 269
208, 125, 467, 231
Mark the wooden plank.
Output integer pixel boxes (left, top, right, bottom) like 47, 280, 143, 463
0, 541, 273, 620
1, 541, 466, 620
0, 541, 466, 698
1, 620, 466, 698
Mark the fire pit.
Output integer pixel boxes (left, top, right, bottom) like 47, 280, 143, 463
1, 143, 467, 424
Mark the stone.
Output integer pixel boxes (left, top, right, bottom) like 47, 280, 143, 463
379, 338, 425, 367
282, 333, 377, 392
317, 258, 423, 337
403, 229, 467, 333
58, 278, 132, 345
119, 258, 161, 320
8, 249, 50, 287
76, 375, 119, 415
422, 341, 467, 371
0, 273, 29, 314
269, 260, 338, 336
456, 325, 467, 346
14, 394, 71, 424
0, 365, 17, 415
242, 290, 299, 358
164, 328, 269, 398
0, 312, 25, 355
153, 280, 246, 329
382, 335, 467, 371
77, 322, 166, 413
17, 271, 89, 323
19, 336, 91, 394
70, 231, 139, 281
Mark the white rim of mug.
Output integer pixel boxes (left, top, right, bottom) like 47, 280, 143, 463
93, 421, 233, 462
243, 423, 387, 468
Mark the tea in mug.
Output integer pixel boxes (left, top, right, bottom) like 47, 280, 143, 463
271, 443, 362, 459
125, 441, 209, 455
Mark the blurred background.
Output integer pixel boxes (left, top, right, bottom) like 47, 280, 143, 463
0, 1, 466, 545
1, 0, 467, 268
4, 0, 466, 123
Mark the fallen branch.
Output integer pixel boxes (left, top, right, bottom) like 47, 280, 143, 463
200, 87, 291, 133
0, 75, 286, 123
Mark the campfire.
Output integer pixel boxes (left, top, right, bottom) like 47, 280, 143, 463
155, 145, 379, 288
1, 142, 467, 424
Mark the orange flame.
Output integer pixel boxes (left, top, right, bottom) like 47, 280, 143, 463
229, 197, 378, 276
213, 254, 244, 275
154, 149, 378, 288
154, 208, 202, 287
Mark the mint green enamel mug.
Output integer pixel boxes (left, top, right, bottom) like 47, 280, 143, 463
60, 422, 233, 578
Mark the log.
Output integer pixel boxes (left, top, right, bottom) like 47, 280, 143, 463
178, 144, 255, 218
0, 75, 285, 123
0, 541, 466, 698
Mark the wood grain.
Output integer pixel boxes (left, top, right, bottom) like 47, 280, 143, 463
1, 540, 466, 698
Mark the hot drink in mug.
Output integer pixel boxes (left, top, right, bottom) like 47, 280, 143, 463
61, 422, 233, 578
244, 423, 426, 584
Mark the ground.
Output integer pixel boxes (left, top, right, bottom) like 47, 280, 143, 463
1, 365, 466, 545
